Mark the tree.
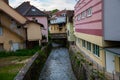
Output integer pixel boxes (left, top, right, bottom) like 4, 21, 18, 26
51, 9, 59, 14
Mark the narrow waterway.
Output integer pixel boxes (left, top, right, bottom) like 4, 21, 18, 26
39, 45, 76, 80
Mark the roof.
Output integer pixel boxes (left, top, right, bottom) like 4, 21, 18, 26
16, 2, 47, 17
25, 21, 44, 28
105, 48, 120, 55
53, 10, 66, 17
0, 0, 27, 24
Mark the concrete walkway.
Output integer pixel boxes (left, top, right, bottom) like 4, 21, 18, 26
39, 47, 76, 80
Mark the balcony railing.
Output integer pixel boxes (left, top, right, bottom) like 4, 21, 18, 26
50, 17, 66, 24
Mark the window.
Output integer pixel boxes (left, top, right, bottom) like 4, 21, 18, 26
87, 7, 92, 17
93, 44, 100, 57
77, 14, 81, 21
0, 26, 3, 36
32, 8, 36, 12
0, 43, 3, 51
87, 42, 91, 51
32, 17, 38, 22
81, 11, 86, 19
82, 40, 86, 47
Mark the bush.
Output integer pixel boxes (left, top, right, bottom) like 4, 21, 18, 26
0, 46, 41, 57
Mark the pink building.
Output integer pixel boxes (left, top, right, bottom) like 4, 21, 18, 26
75, 0, 102, 36
74, 0, 120, 79
16, 2, 48, 42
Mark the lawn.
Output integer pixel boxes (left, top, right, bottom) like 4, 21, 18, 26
0, 56, 31, 80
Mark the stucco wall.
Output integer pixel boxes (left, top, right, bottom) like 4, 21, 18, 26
115, 56, 120, 72
0, 26, 24, 51
74, 32, 103, 47
67, 23, 75, 42
0, 13, 26, 39
0, 1, 27, 24
49, 24, 66, 34
74, 0, 103, 36
26, 22, 42, 41
27, 17, 48, 41
76, 38, 105, 67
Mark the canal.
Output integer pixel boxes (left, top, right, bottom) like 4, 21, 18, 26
39, 43, 76, 80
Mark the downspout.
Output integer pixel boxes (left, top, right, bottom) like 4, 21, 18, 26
25, 28, 28, 49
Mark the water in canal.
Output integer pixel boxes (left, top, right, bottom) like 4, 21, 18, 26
39, 43, 76, 80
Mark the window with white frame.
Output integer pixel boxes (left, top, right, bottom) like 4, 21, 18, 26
87, 7, 92, 17
93, 44, 100, 57
0, 26, 3, 36
77, 14, 81, 21
81, 11, 86, 19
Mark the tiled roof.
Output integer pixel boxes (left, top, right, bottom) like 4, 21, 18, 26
16, 2, 47, 16
53, 10, 66, 17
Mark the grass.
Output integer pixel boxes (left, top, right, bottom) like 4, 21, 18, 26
0, 64, 24, 80
0, 56, 31, 80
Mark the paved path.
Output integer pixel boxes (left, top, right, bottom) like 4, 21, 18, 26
39, 47, 76, 80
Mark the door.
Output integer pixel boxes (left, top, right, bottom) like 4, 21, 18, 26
11, 43, 19, 51
106, 51, 115, 73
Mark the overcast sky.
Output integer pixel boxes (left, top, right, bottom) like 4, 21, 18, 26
9, 0, 76, 11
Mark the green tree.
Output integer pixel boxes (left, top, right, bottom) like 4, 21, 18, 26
51, 9, 59, 14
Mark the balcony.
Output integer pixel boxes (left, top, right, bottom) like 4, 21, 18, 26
0, 16, 26, 39
50, 17, 66, 24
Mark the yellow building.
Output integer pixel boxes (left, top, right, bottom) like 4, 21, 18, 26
0, 0, 26, 51
0, 0, 43, 50
25, 21, 43, 48
49, 10, 67, 39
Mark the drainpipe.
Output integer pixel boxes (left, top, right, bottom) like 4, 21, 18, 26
25, 28, 28, 49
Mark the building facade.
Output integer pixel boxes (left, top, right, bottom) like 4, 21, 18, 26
0, 0, 43, 50
16, 2, 48, 42
0, 0, 26, 51
49, 10, 67, 39
66, 10, 75, 44
74, 0, 120, 78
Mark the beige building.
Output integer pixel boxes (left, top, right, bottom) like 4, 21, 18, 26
0, 0, 43, 51
25, 21, 43, 48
